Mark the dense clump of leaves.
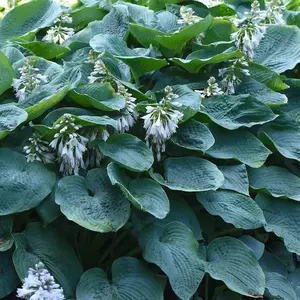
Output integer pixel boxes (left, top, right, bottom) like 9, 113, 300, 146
1, 0, 300, 299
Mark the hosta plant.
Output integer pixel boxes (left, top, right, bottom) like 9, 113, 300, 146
1, 0, 300, 299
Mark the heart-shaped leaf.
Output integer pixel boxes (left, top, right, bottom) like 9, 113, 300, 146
206, 237, 265, 297
150, 156, 224, 192
0, 148, 56, 215
55, 168, 131, 233
107, 162, 169, 219
197, 190, 265, 229
76, 257, 165, 300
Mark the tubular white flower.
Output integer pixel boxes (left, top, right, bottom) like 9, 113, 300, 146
17, 262, 65, 300
23, 133, 55, 164
177, 6, 201, 25
218, 57, 250, 95
88, 58, 107, 83
12, 58, 48, 101
50, 114, 88, 176
196, 77, 224, 98
116, 82, 139, 133
43, 7, 74, 44
142, 86, 183, 161
265, 0, 286, 24
84, 127, 109, 168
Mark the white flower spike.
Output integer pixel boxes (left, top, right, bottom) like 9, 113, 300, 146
178, 6, 201, 25
116, 82, 139, 133
12, 58, 48, 101
17, 262, 65, 300
88, 57, 107, 83
50, 114, 88, 176
196, 77, 224, 98
142, 86, 184, 161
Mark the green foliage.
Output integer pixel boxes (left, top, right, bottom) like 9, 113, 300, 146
1, 0, 300, 299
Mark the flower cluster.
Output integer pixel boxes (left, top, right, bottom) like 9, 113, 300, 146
218, 57, 250, 94
177, 6, 201, 25
43, 6, 74, 44
88, 56, 108, 83
17, 262, 65, 300
116, 82, 139, 133
23, 133, 54, 164
142, 86, 184, 161
196, 77, 224, 98
84, 127, 109, 168
265, 0, 286, 24
12, 58, 48, 101
50, 114, 88, 176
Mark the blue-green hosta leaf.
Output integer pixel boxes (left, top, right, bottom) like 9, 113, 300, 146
90, 34, 167, 77
107, 162, 169, 219
197, 190, 265, 229
150, 157, 224, 192
36, 192, 60, 226
202, 94, 278, 130
55, 168, 131, 233
0, 50, 14, 95
0, 104, 28, 140
171, 47, 243, 73
259, 113, 300, 162
248, 165, 300, 201
0, 0, 61, 44
0, 251, 20, 298
129, 15, 213, 56
239, 235, 265, 260
13, 223, 83, 298
96, 134, 154, 172
136, 220, 206, 300
17, 41, 70, 60
170, 118, 215, 152
206, 126, 271, 168
288, 270, 300, 298
256, 194, 300, 255
254, 25, 300, 73
0, 148, 56, 215
218, 164, 249, 195
206, 237, 265, 297
68, 83, 126, 112
19, 67, 82, 121
1, 44, 31, 65
76, 257, 164, 300
236, 77, 287, 106
0, 215, 14, 251
265, 272, 297, 300
259, 251, 287, 277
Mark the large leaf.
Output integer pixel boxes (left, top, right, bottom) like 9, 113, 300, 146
90, 34, 168, 77
218, 164, 249, 195
129, 14, 213, 56
171, 47, 243, 73
239, 235, 265, 260
55, 168, 131, 233
256, 194, 300, 255
13, 223, 83, 298
0, 104, 28, 140
206, 237, 265, 297
136, 220, 206, 299
76, 257, 164, 300
201, 94, 278, 130
259, 251, 287, 277
170, 118, 215, 152
96, 134, 154, 172
68, 83, 126, 111
0, 51, 14, 95
206, 126, 271, 168
265, 272, 297, 300
248, 165, 300, 201
0, 215, 14, 251
197, 190, 266, 229
0, 148, 56, 215
0, 0, 61, 44
0, 251, 20, 298
254, 25, 300, 73
150, 156, 224, 192
259, 113, 300, 162
107, 162, 169, 219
